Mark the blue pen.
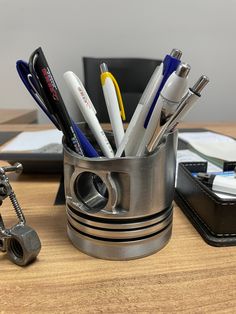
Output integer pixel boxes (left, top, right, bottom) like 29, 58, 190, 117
71, 120, 100, 157
16, 60, 99, 157
16, 60, 61, 129
144, 49, 182, 128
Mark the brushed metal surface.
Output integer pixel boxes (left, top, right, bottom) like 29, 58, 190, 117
67, 211, 172, 240
67, 223, 172, 260
66, 205, 172, 230
63, 124, 177, 260
64, 129, 177, 219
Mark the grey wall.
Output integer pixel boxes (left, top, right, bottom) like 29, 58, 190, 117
1, 0, 235, 123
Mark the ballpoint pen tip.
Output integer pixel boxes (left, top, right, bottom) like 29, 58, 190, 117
100, 63, 108, 73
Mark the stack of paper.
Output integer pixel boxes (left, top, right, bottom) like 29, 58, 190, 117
0, 129, 62, 153
178, 131, 236, 167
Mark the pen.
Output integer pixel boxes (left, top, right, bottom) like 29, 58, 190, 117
16, 60, 61, 129
70, 120, 100, 157
116, 48, 182, 157
100, 63, 125, 149
28, 47, 83, 155
146, 75, 210, 153
115, 62, 164, 157
144, 48, 182, 128
27, 48, 99, 157
64, 71, 114, 158
197, 172, 236, 196
135, 63, 190, 156
16, 60, 99, 158
160, 63, 191, 123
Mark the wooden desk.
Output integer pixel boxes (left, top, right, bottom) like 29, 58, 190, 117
1, 123, 236, 313
0, 108, 37, 124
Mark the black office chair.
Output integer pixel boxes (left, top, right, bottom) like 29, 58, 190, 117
83, 57, 162, 122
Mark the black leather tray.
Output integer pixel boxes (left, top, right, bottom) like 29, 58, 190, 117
175, 161, 236, 246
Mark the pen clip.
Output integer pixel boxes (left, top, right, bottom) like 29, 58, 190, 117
27, 74, 44, 103
104, 72, 126, 121
27, 74, 61, 130
28, 47, 56, 115
28, 50, 43, 96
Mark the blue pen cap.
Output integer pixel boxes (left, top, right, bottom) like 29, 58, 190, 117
162, 54, 182, 79
144, 49, 182, 128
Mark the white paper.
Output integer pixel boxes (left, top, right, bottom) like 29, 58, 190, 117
178, 131, 236, 161
177, 149, 222, 172
1, 129, 63, 152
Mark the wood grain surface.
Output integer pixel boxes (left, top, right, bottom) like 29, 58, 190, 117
0, 123, 236, 313
0, 109, 37, 124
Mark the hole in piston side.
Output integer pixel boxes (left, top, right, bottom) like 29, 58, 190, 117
74, 172, 109, 212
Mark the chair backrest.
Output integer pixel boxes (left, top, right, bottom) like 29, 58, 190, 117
83, 57, 162, 122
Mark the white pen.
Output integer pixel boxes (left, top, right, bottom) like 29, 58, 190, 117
197, 172, 236, 196
115, 63, 164, 157
100, 63, 125, 149
147, 75, 210, 153
64, 71, 114, 158
160, 63, 191, 123
136, 63, 190, 156
116, 48, 182, 157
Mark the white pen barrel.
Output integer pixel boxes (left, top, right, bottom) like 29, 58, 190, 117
139, 64, 163, 106
64, 71, 114, 158
88, 114, 114, 158
116, 64, 164, 157
115, 104, 143, 157
102, 77, 124, 149
213, 176, 236, 195
136, 97, 163, 156
136, 67, 189, 157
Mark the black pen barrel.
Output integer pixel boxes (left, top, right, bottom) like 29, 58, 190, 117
32, 47, 81, 153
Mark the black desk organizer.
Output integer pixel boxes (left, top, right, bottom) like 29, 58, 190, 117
175, 161, 236, 246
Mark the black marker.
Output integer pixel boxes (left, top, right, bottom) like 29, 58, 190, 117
29, 47, 83, 155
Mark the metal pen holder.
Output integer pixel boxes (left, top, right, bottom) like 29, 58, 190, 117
63, 125, 178, 260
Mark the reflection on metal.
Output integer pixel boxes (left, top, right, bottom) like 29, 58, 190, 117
63, 124, 177, 260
